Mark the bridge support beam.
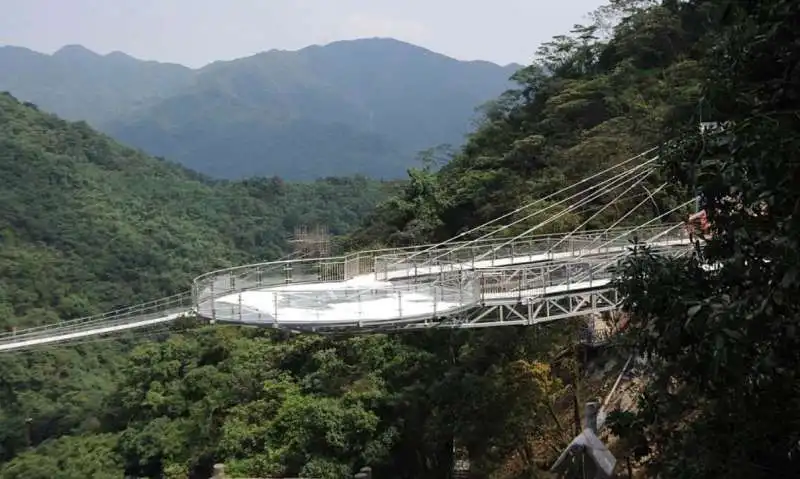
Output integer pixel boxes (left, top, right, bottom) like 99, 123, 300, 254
442, 288, 622, 329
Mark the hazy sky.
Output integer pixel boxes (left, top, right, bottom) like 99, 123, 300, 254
1, 0, 607, 68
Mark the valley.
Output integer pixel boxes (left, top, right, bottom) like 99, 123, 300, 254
0, 0, 798, 477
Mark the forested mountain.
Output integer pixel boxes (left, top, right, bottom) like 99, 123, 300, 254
0, 91, 399, 478
2, 0, 799, 477
0, 39, 519, 180
0, 91, 393, 327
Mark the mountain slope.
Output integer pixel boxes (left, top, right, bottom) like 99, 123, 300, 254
0, 91, 390, 328
0, 90, 392, 466
0, 39, 519, 180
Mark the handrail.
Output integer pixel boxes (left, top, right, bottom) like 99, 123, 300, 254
0, 223, 688, 351
0, 291, 192, 339
0, 292, 193, 345
190, 226, 678, 315
190, 225, 682, 304
197, 228, 691, 327
192, 225, 671, 282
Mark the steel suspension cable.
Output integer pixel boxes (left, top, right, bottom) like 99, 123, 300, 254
544, 168, 656, 254
391, 147, 660, 266
417, 160, 659, 268
564, 199, 696, 286
467, 161, 659, 264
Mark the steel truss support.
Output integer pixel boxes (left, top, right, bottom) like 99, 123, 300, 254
460, 288, 621, 329
373, 287, 623, 331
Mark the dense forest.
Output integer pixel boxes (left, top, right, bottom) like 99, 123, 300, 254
1, 0, 799, 477
0, 91, 397, 476
0, 92, 396, 324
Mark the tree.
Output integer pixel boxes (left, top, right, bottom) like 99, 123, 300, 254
611, 0, 800, 476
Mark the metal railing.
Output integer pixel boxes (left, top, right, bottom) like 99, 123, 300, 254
0, 249, 313, 351
199, 270, 480, 329
0, 292, 193, 346
550, 226, 690, 289
192, 225, 682, 315
473, 242, 687, 303
372, 225, 680, 281
195, 229, 692, 328
0, 223, 691, 352
192, 231, 612, 308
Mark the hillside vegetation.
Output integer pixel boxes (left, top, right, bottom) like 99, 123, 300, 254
0, 39, 518, 180
0, 92, 393, 325
359, 0, 800, 477
0, 92, 393, 477
1, 0, 798, 478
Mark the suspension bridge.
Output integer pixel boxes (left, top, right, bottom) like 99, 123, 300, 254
0, 148, 698, 353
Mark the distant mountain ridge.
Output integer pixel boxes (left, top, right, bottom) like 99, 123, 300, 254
0, 38, 521, 179
0, 44, 194, 124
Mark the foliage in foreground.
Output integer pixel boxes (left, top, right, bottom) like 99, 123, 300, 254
0, 91, 393, 474
2, 325, 586, 479
611, 0, 800, 476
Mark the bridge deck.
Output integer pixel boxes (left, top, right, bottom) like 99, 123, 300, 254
0, 311, 189, 352
0, 230, 691, 352
204, 238, 689, 329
